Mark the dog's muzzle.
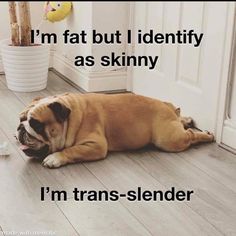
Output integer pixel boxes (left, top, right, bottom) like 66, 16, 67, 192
16, 123, 49, 158
17, 123, 27, 145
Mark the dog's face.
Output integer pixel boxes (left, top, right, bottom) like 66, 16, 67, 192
16, 97, 70, 158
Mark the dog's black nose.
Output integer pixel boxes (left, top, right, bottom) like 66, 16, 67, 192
17, 123, 27, 145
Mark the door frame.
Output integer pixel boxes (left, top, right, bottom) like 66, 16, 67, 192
127, 2, 236, 145
216, 3, 236, 150
126, 1, 135, 92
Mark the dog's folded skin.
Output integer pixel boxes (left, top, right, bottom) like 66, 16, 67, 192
16, 93, 214, 168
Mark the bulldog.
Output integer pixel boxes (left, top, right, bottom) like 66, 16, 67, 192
16, 93, 214, 168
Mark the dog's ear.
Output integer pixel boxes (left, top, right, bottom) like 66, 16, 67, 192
48, 102, 71, 123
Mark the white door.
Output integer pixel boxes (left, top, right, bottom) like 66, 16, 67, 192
221, 35, 236, 151
130, 2, 235, 133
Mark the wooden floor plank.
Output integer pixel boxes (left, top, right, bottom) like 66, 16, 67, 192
84, 153, 223, 236
46, 71, 79, 94
127, 148, 236, 235
0, 75, 6, 85
57, 200, 152, 236
0, 78, 7, 90
177, 143, 236, 192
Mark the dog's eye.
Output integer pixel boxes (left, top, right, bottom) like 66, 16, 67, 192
29, 118, 48, 141
29, 118, 44, 133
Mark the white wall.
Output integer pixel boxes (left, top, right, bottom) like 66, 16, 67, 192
53, 2, 129, 72
52, 2, 129, 91
52, 2, 93, 67
0, 3, 10, 41
0, 2, 52, 40
0, 2, 10, 71
92, 2, 129, 72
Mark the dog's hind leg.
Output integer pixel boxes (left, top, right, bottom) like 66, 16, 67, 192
152, 121, 214, 152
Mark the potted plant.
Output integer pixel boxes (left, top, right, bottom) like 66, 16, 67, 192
0, 2, 49, 92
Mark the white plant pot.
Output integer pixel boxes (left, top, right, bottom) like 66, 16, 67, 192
0, 39, 50, 92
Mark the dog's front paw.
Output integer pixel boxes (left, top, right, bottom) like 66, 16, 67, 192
42, 152, 67, 168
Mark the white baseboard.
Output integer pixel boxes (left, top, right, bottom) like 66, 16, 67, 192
49, 50, 54, 68
221, 119, 236, 151
53, 53, 127, 92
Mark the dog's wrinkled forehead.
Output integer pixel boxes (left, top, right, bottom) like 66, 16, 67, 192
28, 97, 71, 123
28, 97, 54, 121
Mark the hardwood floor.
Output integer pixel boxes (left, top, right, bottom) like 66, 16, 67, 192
0, 71, 235, 236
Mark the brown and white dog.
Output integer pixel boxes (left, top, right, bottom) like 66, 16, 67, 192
16, 93, 214, 168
